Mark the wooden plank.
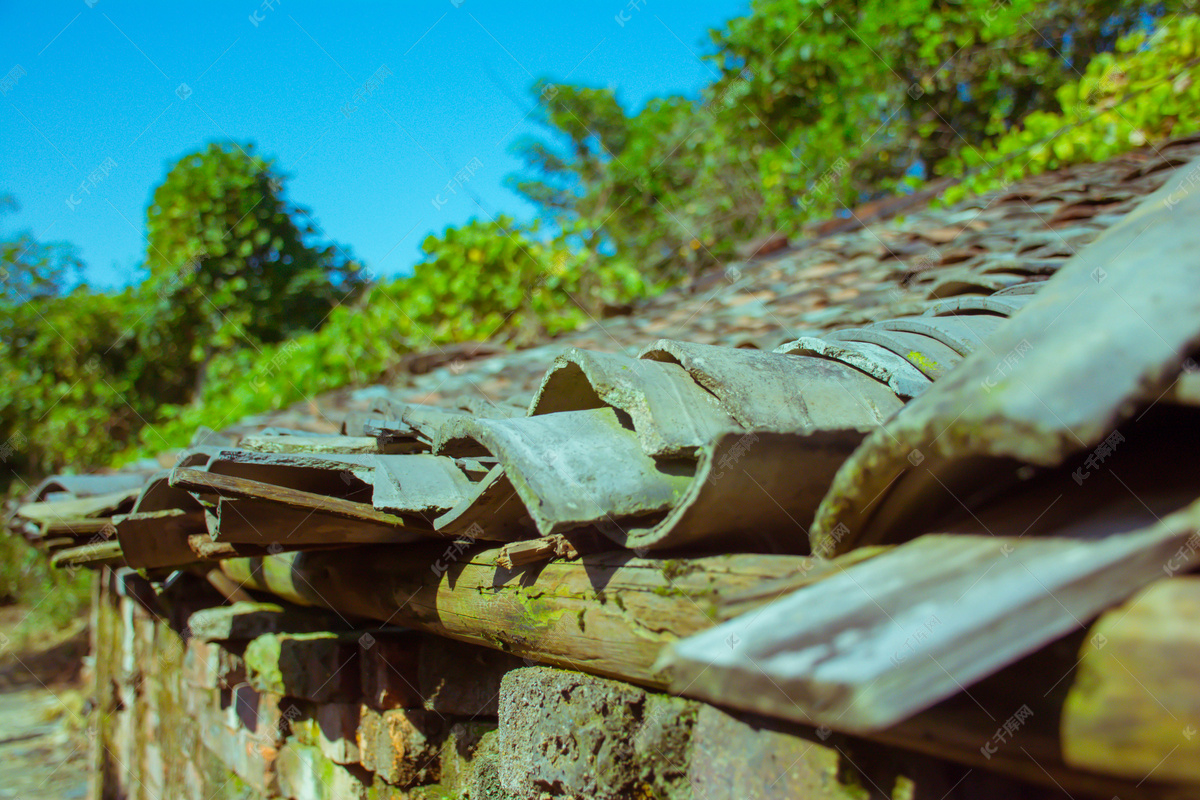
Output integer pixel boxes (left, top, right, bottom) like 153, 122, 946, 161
169, 467, 408, 529
50, 539, 124, 569
1063, 577, 1200, 784
16, 487, 140, 523
187, 534, 356, 561
113, 509, 208, 569
221, 546, 846, 687
38, 517, 113, 538
213, 498, 424, 546
237, 434, 379, 454
659, 503, 1200, 733
496, 538, 558, 569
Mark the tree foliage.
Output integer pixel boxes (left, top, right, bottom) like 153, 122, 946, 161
512, 0, 1192, 281
145, 142, 364, 352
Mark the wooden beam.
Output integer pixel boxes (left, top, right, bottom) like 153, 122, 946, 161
220, 543, 1200, 799
113, 509, 208, 569
169, 467, 409, 529
221, 545, 833, 687
212, 497, 422, 546
50, 539, 124, 570
16, 487, 140, 524
237, 434, 379, 454
1063, 576, 1200, 784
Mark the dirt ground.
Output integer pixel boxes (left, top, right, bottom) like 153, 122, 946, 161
0, 606, 91, 800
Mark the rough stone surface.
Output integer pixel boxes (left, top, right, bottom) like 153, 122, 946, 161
244, 631, 361, 702
276, 743, 372, 800
687, 705, 861, 800
291, 702, 362, 765
498, 666, 697, 800
467, 729, 512, 800
183, 637, 246, 689
358, 705, 444, 788
440, 721, 499, 794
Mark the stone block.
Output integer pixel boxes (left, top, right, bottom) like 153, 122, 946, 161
184, 637, 246, 689
291, 702, 361, 765
497, 666, 697, 800
276, 743, 372, 800
440, 721, 498, 795
358, 705, 444, 788
244, 632, 360, 702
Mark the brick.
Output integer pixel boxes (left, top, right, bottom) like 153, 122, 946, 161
291, 702, 361, 765
244, 632, 360, 702
276, 743, 372, 800
357, 705, 444, 787
497, 666, 697, 800
187, 600, 347, 642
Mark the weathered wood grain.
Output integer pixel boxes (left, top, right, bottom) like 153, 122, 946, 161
222, 545, 831, 687
169, 468, 408, 530
212, 498, 423, 546
113, 509, 208, 569
1063, 576, 1200, 784
16, 487, 140, 524
660, 500, 1200, 733
236, 434, 379, 454
50, 539, 124, 569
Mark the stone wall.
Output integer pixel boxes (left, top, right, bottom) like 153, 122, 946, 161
92, 567, 1063, 800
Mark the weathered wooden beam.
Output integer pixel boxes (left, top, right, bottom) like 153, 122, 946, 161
113, 509, 208, 569
16, 487, 140, 524
659, 517, 1200, 733
219, 542, 1200, 797
37, 517, 113, 538
169, 467, 408, 529
1063, 576, 1200, 784
213, 498, 421, 546
221, 545, 830, 687
237, 434, 379, 454
50, 539, 124, 570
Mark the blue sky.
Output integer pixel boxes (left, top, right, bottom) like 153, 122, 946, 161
1, 0, 748, 289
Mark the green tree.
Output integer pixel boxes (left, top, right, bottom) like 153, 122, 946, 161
144, 141, 364, 362
0, 195, 82, 306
